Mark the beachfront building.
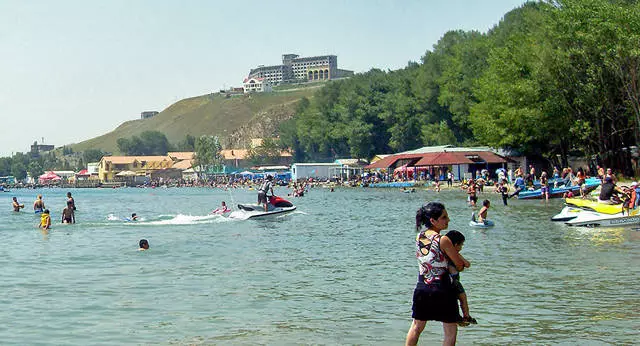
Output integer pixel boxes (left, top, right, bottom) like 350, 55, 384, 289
246, 53, 353, 85
98, 155, 174, 181
366, 145, 510, 181
243, 77, 273, 93
291, 162, 342, 181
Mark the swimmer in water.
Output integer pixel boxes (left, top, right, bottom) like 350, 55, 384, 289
139, 239, 149, 251
12, 197, 25, 212
131, 213, 139, 221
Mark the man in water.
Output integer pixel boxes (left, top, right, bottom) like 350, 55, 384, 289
139, 239, 149, 251
131, 213, 139, 221
66, 192, 76, 211
33, 194, 45, 213
61, 201, 75, 224
12, 197, 25, 212
258, 175, 274, 212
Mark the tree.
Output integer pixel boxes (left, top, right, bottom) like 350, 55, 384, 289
83, 149, 104, 163
27, 161, 43, 179
247, 138, 282, 166
194, 135, 223, 178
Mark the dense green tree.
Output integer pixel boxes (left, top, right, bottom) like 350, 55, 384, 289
194, 135, 223, 177
247, 138, 282, 166
83, 149, 104, 163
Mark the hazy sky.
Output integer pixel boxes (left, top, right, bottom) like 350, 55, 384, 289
0, 0, 527, 157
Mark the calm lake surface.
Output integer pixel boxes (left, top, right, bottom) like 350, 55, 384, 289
1, 186, 638, 345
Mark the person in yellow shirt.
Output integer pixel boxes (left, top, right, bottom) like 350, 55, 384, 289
40, 209, 51, 230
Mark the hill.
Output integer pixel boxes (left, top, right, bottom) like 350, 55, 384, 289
70, 87, 319, 154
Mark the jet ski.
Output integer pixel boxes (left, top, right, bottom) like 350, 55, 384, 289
564, 197, 623, 214
551, 206, 584, 222
565, 208, 640, 227
229, 195, 296, 220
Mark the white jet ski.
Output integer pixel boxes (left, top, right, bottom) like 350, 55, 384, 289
229, 195, 296, 220
565, 209, 640, 227
551, 206, 584, 222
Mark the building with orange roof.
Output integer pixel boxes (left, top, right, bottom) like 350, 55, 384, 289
98, 155, 173, 181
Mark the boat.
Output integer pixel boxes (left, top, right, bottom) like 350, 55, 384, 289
564, 197, 623, 214
228, 195, 296, 220
517, 178, 600, 200
565, 208, 640, 227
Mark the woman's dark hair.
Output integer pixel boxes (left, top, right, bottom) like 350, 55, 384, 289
445, 230, 465, 246
139, 239, 149, 247
415, 202, 446, 232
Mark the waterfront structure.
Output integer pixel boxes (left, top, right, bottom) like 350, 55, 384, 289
247, 53, 353, 86
141, 111, 159, 119
366, 145, 510, 180
98, 155, 173, 181
243, 77, 273, 93
291, 162, 342, 181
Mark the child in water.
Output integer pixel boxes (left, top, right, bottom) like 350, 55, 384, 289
445, 230, 477, 327
478, 199, 490, 224
40, 209, 51, 230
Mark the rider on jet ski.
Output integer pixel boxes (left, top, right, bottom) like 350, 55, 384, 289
258, 175, 275, 212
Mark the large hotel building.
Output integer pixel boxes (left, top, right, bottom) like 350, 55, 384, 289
246, 53, 353, 87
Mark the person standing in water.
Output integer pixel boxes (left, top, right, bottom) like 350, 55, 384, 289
40, 209, 51, 230
406, 202, 468, 346
66, 192, 76, 211
12, 197, 25, 212
61, 201, 75, 224
33, 194, 45, 214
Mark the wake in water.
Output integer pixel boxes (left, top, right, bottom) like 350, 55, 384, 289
106, 213, 232, 225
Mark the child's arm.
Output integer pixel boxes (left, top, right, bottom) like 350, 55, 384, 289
458, 252, 471, 268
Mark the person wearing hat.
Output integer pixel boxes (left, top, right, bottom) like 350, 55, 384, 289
257, 175, 274, 212
598, 176, 626, 204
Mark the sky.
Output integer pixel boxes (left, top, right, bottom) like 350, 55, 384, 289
0, 0, 528, 157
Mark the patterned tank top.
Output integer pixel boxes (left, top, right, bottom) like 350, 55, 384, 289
416, 231, 448, 284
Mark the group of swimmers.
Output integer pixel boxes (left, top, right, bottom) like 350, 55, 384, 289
12, 192, 148, 250
11, 192, 77, 230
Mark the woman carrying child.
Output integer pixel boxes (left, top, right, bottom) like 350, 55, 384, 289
405, 202, 470, 346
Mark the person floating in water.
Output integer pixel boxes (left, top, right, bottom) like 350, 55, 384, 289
61, 201, 75, 224
40, 209, 51, 230
212, 201, 230, 214
131, 213, 139, 221
139, 239, 149, 251
477, 200, 490, 224
34, 194, 45, 214
12, 197, 25, 212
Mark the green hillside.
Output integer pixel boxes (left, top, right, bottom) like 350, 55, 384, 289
70, 87, 318, 154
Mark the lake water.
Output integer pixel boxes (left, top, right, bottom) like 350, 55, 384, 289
1, 186, 638, 345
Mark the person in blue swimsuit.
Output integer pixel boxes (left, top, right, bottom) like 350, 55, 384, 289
33, 194, 45, 213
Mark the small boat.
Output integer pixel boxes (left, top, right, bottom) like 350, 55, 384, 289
517, 178, 600, 200
565, 208, 640, 227
229, 196, 296, 220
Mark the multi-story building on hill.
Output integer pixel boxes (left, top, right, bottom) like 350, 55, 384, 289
246, 53, 352, 86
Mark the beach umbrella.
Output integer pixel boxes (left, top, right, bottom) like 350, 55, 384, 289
116, 170, 137, 177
